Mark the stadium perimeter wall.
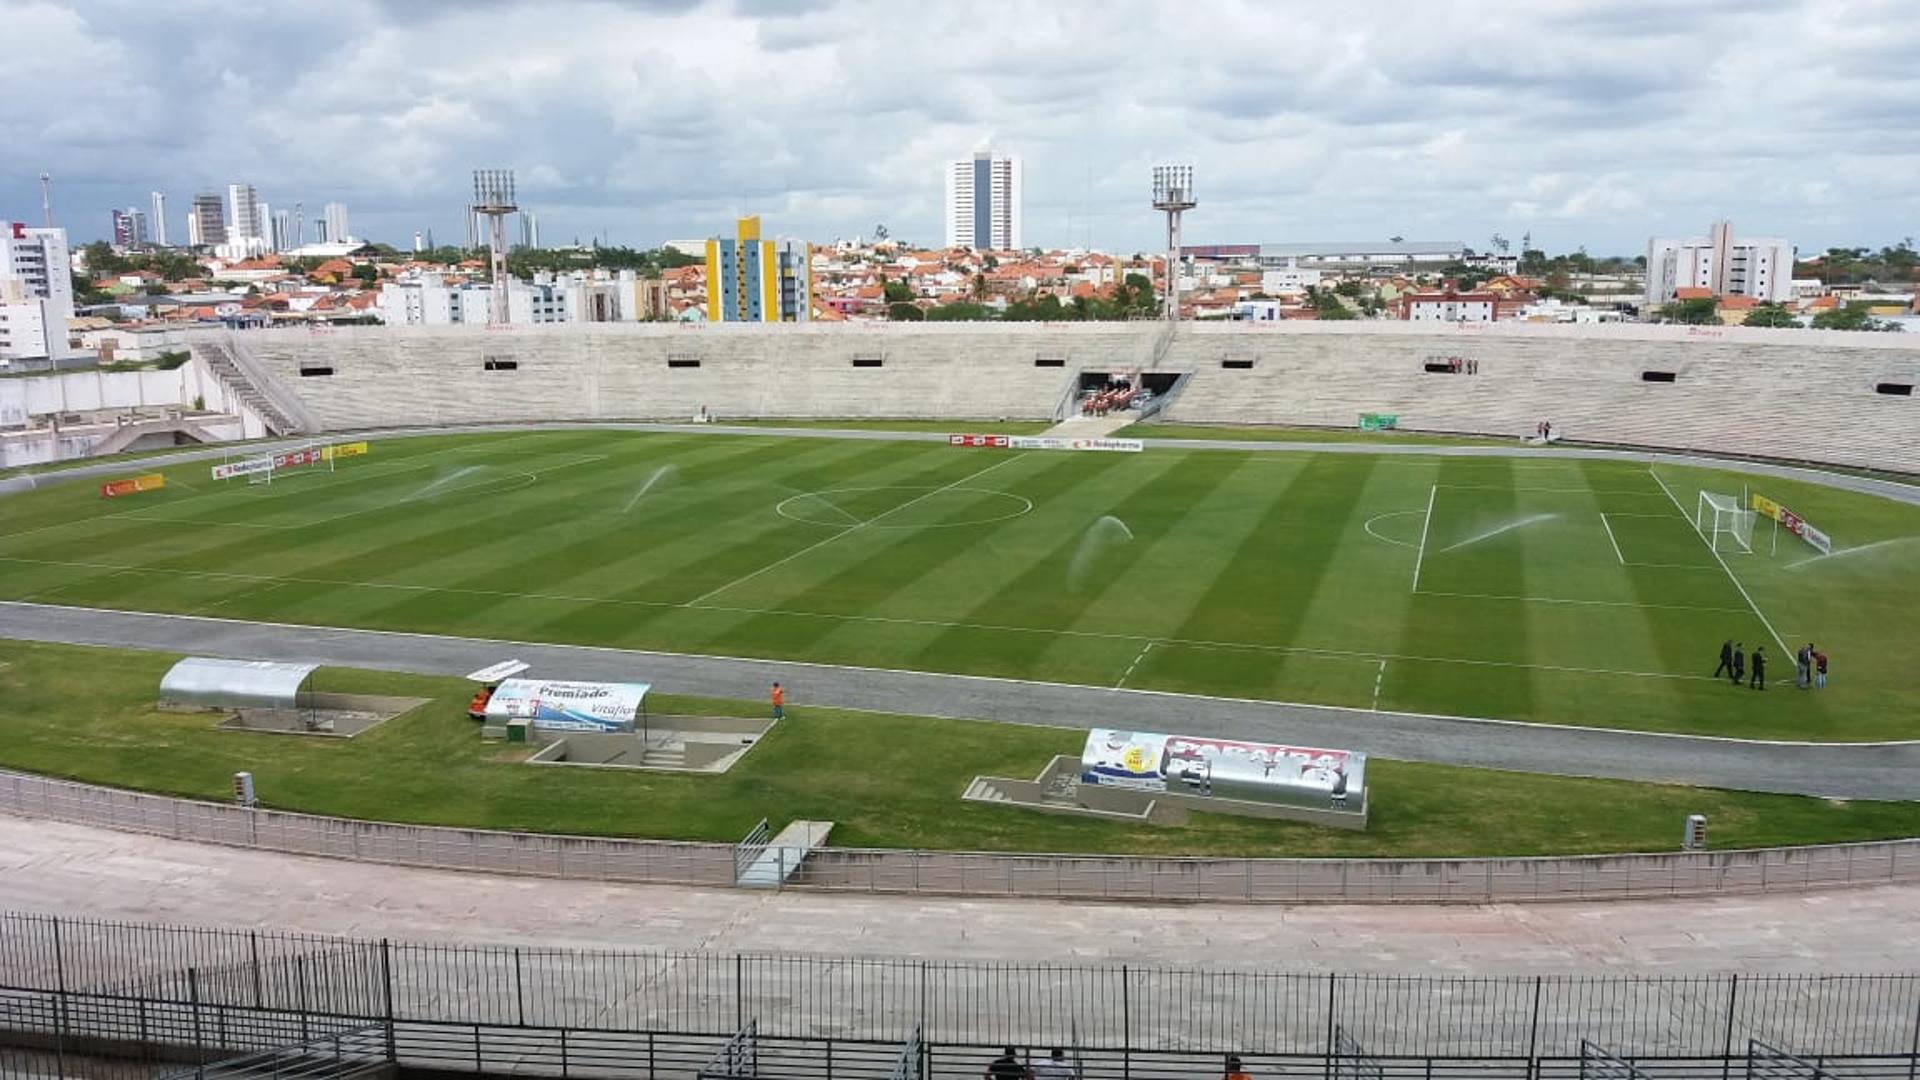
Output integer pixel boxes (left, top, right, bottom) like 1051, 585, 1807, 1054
232, 321, 1920, 472
8, 768, 1920, 905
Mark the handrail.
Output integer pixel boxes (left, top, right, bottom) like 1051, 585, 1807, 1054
5, 768, 1920, 905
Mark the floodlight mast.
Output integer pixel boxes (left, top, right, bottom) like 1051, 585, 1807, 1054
472, 169, 519, 324
1151, 165, 1196, 321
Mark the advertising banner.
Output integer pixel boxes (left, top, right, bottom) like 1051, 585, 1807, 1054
273, 447, 325, 470
322, 441, 369, 460
1358, 413, 1398, 431
99, 473, 166, 498
482, 678, 649, 733
1009, 436, 1145, 453
948, 434, 1011, 448
1751, 494, 1833, 555
1080, 728, 1364, 808
211, 455, 274, 480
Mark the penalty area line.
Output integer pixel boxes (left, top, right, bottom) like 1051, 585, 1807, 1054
1648, 465, 1790, 655
1599, 512, 1626, 565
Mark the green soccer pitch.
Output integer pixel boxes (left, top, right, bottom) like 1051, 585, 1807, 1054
3, 429, 1915, 741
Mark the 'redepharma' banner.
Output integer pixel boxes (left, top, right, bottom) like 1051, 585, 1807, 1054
1751, 494, 1832, 555
482, 678, 648, 732
1009, 436, 1144, 453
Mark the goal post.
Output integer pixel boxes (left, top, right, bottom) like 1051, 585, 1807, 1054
1697, 491, 1754, 554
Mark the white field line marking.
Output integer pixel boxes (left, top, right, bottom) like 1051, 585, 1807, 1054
1436, 485, 1671, 496
1410, 484, 1436, 592
1414, 588, 1751, 616
1601, 512, 1691, 519
0, 560, 1732, 684
1649, 466, 1791, 654
1625, 561, 1721, 572
685, 453, 1030, 606
20, 600, 1855, 748
1115, 640, 1157, 689
1599, 512, 1626, 565
1362, 510, 1423, 549
1372, 659, 1387, 711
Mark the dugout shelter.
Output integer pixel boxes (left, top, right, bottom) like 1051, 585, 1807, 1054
160, 657, 319, 727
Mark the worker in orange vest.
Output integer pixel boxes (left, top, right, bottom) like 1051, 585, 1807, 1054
770, 682, 785, 720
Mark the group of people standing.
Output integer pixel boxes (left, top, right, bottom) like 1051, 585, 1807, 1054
1714, 640, 1829, 691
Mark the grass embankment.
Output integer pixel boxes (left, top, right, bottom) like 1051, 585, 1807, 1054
4, 639, 1916, 858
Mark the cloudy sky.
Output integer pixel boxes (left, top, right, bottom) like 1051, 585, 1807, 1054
4, 0, 1916, 256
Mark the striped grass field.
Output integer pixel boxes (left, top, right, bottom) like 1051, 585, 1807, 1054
3, 429, 1917, 741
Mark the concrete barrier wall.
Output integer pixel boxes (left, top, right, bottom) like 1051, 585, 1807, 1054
8, 768, 1919, 904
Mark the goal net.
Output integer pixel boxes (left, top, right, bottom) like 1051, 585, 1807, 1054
1697, 491, 1755, 554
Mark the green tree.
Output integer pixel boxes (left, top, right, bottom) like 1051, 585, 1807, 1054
1742, 304, 1799, 328
1659, 297, 1719, 324
83, 241, 130, 277
353, 263, 380, 285
879, 275, 915, 304
1810, 303, 1899, 332
70, 272, 112, 306
926, 302, 992, 322
885, 300, 924, 321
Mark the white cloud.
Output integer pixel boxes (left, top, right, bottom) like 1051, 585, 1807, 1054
4, 0, 1917, 255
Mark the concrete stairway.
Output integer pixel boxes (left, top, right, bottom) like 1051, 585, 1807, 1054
195, 337, 302, 436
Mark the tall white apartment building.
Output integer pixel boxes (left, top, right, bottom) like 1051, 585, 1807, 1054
223, 183, 269, 257
1645, 220, 1793, 306
0, 221, 76, 362
322, 202, 350, 243
150, 191, 169, 246
943, 148, 1022, 251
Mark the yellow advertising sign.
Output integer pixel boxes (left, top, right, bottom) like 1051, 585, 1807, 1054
99, 473, 165, 498
1750, 493, 1783, 523
321, 441, 369, 460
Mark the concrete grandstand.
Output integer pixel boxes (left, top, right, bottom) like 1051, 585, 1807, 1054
225, 321, 1920, 472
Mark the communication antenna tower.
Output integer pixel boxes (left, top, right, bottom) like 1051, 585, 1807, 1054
1151, 165, 1196, 321
472, 169, 518, 324
39, 173, 53, 227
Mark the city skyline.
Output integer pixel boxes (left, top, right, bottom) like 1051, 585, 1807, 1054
3, 1, 1916, 255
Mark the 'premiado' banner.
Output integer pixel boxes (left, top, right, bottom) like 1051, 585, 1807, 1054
482, 678, 649, 732
1751, 494, 1832, 555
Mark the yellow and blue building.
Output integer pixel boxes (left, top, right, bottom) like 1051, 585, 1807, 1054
705, 216, 811, 323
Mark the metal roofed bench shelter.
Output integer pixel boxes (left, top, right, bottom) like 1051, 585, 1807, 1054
160, 657, 318, 715
160, 656, 424, 737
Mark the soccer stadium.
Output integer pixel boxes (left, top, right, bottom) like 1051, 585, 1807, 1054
4, 317, 1920, 1076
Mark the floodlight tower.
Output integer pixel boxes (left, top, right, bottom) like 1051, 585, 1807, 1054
471, 169, 518, 324
1151, 165, 1196, 321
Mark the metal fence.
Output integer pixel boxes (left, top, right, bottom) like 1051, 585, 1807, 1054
8, 770, 1920, 907
3, 913, 1920, 1066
